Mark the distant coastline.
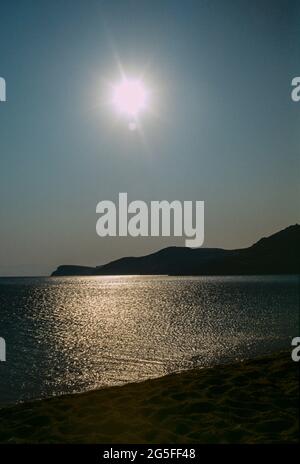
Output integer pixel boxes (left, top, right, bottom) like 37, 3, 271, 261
51, 224, 300, 277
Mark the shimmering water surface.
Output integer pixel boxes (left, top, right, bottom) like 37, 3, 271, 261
0, 275, 298, 406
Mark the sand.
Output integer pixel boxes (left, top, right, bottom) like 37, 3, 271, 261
0, 351, 298, 444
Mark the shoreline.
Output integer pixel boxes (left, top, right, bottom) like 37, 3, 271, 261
0, 350, 298, 444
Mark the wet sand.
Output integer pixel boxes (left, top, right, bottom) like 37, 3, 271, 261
0, 351, 298, 443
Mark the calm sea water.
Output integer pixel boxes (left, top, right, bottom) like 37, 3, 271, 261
0, 275, 298, 406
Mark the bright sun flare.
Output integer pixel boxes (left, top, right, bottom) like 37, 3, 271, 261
112, 78, 148, 118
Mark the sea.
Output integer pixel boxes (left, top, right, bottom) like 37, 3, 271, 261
0, 275, 298, 407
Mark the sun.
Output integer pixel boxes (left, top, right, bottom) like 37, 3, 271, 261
112, 78, 149, 118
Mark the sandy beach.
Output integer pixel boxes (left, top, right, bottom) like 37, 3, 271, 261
0, 351, 298, 444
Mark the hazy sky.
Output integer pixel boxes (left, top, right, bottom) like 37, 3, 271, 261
0, 0, 299, 276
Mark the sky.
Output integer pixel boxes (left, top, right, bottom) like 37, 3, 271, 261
0, 0, 299, 276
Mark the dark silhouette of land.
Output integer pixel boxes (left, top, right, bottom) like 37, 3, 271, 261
51, 224, 300, 276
